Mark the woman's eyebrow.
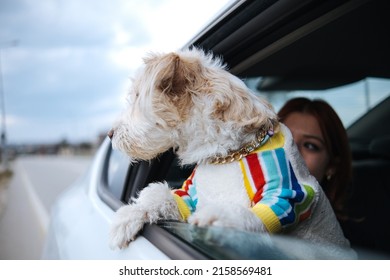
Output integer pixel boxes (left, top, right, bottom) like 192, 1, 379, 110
303, 134, 325, 145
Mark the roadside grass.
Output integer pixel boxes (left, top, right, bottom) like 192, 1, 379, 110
0, 168, 13, 217
0, 169, 13, 182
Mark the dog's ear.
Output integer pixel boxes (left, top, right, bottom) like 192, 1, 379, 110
156, 53, 200, 96
212, 84, 279, 134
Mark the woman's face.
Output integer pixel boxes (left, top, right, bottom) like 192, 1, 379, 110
283, 112, 332, 183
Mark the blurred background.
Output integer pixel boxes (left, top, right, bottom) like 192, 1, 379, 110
0, 0, 231, 259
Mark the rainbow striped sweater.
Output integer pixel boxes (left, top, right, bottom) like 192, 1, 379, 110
172, 131, 315, 233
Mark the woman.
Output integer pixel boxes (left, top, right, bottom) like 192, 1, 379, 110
278, 97, 352, 219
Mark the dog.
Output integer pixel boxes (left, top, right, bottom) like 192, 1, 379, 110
108, 48, 351, 254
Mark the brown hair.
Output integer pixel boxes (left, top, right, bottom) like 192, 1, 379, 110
278, 97, 352, 219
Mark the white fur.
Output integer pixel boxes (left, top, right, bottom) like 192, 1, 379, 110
186, 162, 266, 232
109, 48, 354, 258
110, 182, 180, 248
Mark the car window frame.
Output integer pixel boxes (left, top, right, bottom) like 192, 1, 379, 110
97, 141, 209, 259
96, 140, 127, 211
97, 141, 171, 209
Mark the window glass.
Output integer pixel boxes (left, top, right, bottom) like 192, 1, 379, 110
245, 77, 390, 128
159, 221, 356, 259
107, 148, 130, 200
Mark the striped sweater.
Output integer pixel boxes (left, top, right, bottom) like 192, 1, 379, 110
172, 131, 315, 233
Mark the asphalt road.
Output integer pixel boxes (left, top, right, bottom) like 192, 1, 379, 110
0, 155, 92, 260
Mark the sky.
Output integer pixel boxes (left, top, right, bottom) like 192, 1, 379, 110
0, 0, 232, 145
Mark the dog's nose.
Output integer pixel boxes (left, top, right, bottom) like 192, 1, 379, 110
108, 129, 114, 140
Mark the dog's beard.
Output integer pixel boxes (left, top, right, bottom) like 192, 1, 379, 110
111, 120, 175, 162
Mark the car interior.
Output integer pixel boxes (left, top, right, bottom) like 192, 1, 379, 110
99, 0, 390, 259
342, 96, 390, 256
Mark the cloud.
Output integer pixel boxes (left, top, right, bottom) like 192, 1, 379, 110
0, 0, 151, 49
0, 0, 232, 143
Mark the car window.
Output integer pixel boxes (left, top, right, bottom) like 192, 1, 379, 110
158, 220, 358, 260
101, 142, 192, 208
106, 147, 130, 201
245, 77, 390, 128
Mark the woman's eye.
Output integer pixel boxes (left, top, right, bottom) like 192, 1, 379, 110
303, 142, 320, 151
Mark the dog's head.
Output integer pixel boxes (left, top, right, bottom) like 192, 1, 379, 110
110, 48, 278, 164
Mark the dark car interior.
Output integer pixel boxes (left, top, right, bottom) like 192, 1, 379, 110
342, 96, 390, 256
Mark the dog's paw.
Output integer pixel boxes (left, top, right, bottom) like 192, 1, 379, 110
109, 181, 180, 250
109, 204, 146, 249
189, 204, 266, 233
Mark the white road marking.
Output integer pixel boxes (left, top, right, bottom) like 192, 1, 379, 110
17, 162, 50, 236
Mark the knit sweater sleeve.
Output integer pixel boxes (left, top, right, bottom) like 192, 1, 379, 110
251, 179, 315, 232
240, 133, 315, 233
171, 169, 197, 221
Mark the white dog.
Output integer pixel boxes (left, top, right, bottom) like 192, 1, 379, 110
109, 48, 351, 254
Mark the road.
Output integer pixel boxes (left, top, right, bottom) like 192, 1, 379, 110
0, 155, 92, 260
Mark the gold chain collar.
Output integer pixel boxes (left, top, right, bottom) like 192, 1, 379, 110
208, 128, 274, 165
